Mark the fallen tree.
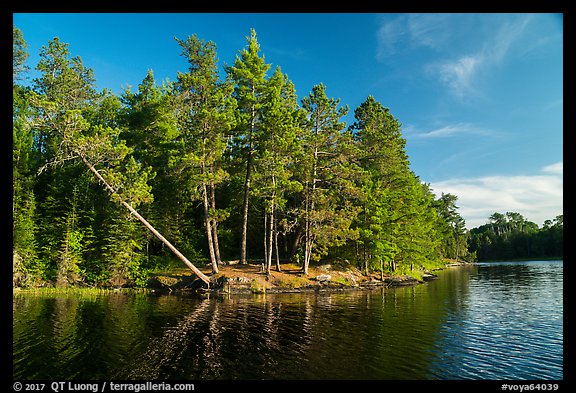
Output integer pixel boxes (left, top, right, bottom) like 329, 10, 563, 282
29, 48, 211, 285
81, 155, 211, 286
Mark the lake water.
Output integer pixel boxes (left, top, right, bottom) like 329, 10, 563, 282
12, 260, 563, 380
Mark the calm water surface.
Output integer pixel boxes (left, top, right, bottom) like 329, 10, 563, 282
13, 260, 563, 380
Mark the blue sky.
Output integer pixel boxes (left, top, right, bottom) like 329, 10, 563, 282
13, 13, 563, 228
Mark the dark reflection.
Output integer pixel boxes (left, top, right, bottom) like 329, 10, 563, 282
13, 261, 563, 380
476, 263, 535, 286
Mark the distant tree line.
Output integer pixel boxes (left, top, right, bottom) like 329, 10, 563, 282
468, 212, 563, 261
13, 26, 476, 288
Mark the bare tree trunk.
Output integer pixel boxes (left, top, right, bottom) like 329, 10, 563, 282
263, 210, 268, 270
209, 180, 222, 265
363, 201, 368, 276
266, 200, 274, 276
303, 180, 310, 276
202, 183, 219, 274
211, 223, 221, 264
303, 144, 318, 276
240, 89, 256, 265
81, 155, 211, 285
240, 146, 252, 265
266, 177, 276, 275
274, 209, 281, 272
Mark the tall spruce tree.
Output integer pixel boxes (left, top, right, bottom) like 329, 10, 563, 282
226, 28, 270, 264
255, 66, 303, 274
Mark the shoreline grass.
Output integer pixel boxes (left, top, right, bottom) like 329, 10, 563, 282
13, 286, 153, 297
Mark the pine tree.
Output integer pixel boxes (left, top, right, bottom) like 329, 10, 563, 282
30, 37, 210, 286
254, 66, 303, 274
173, 34, 236, 274
13, 27, 29, 81
394, 178, 442, 272
226, 28, 271, 264
299, 83, 355, 275
120, 71, 193, 261
432, 192, 469, 261
350, 96, 441, 276
13, 28, 42, 285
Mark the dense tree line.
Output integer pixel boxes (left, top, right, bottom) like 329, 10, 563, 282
13, 27, 471, 288
468, 212, 563, 261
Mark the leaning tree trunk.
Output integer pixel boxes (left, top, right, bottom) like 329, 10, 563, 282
81, 155, 211, 286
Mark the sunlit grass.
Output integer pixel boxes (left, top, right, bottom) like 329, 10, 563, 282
13, 286, 152, 298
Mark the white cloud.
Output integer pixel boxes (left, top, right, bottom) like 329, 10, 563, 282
376, 15, 409, 60
427, 14, 533, 100
428, 54, 486, 101
406, 13, 451, 50
433, 55, 482, 99
376, 13, 452, 61
429, 163, 563, 229
489, 15, 533, 62
375, 14, 454, 95
541, 161, 563, 175
406, 122, 497, 139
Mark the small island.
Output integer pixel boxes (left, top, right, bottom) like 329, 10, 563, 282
12, 27, 561, 294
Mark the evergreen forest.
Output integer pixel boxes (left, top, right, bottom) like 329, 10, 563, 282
468, 212, 563, 261
12, 27, 562, 288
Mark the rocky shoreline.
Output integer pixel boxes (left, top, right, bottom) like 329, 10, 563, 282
146, 261, 470, 295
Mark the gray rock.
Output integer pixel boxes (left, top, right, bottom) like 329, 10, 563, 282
315, 274, 332, 282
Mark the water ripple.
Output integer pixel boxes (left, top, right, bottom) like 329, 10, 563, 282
429, 261, 563, 380
13, 261, 563, 380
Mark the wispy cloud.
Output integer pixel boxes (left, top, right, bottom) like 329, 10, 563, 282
376, 15, 409, 60
376, 13, 451, 61
429, 161, 563, 229
377, 14, 535, 100
428, 14, 533, 100
406, 122, 498, 139
434, 56, 483, 100
406, 13, 451, 50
